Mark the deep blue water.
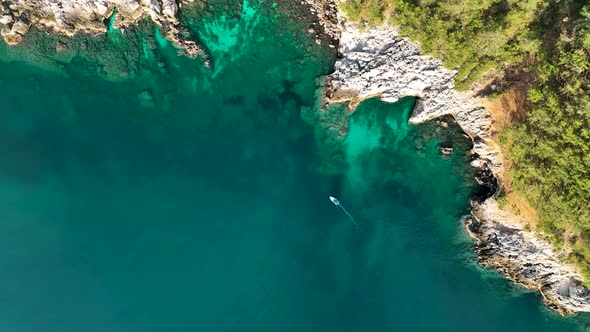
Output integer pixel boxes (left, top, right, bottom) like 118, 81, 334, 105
0, 1, 587, 331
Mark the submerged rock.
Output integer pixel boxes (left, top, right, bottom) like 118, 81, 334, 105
0, 0, 203, 57
138, 89, 155, 108
4, 0, 587, 316
326, 23, 501, 175
326, 20, 590, 314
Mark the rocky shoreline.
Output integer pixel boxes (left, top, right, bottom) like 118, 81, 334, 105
324, 20, 590, 314
3, 0, 589, 315
0, 0, 203, 56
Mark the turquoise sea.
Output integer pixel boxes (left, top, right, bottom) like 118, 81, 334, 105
0, 1, 588, 331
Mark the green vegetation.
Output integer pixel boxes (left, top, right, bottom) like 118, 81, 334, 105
341, 0, 543, 89
340, 0, 590, 281
507, 2, 590, 281
496, 194, 507, 209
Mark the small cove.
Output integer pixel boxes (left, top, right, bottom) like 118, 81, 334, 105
0, 1, 587, 331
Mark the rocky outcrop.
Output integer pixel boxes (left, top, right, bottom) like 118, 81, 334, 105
327, 24, 502, 174
4, 0, 588, 315
0, 0, 202, 56
0, 0, 339, 56
300, 0, 341, 41
326, 23, 590, 314
468, 200, 590, 314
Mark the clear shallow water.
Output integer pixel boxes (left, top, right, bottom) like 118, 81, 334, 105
0, 1, 588, 331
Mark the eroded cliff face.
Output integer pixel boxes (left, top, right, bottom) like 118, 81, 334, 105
326, 23, 590, 314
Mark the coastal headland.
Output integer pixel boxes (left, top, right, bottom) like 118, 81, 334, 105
1, 0, 588, 316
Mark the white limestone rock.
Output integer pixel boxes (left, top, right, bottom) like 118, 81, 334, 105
328, 22, 590, 314
329, 24, 502, 174
472, 200, 590, 313
0, 0, 204, 57
0, 15, 12, 25
0, 0, 179, 39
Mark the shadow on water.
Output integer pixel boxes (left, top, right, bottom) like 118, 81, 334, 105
0, 1, 587, 331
